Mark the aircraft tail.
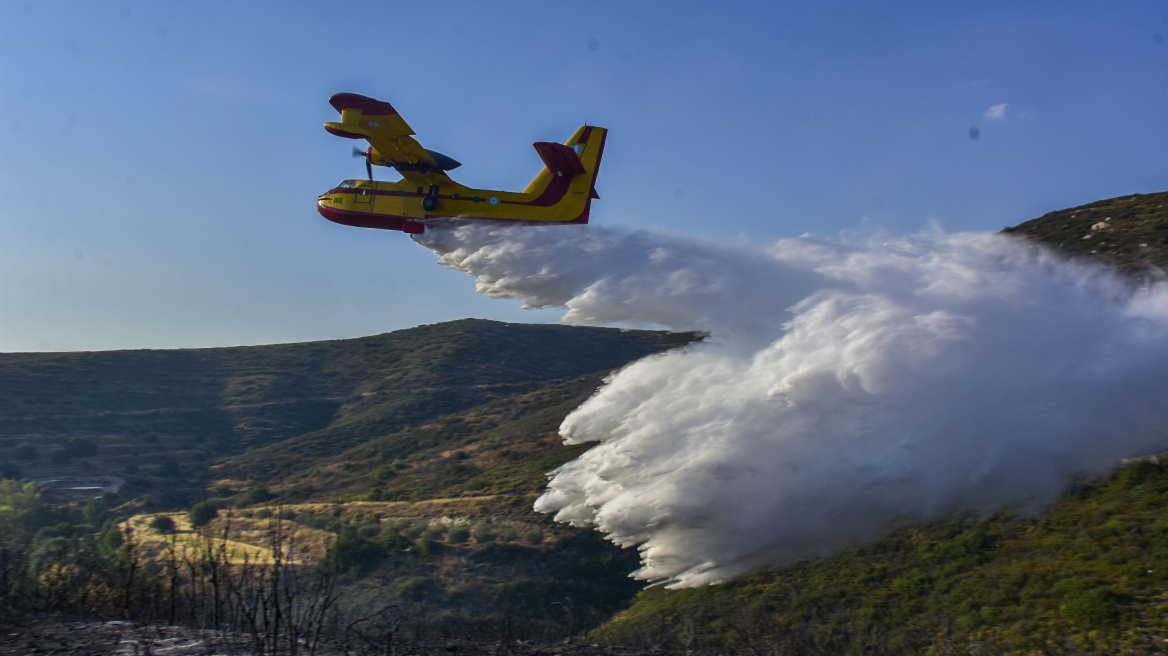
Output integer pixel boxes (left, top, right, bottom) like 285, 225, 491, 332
523, 126, 607, 222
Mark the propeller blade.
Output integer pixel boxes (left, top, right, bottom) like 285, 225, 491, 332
351, 146, 373, 181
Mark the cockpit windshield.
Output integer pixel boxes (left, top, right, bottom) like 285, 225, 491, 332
337, 180, 356, 189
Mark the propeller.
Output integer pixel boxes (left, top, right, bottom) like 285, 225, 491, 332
352, 146, 373, 181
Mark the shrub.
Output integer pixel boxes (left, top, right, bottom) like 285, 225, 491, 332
497, 525, 518, 542
472, 523, 496, 544
379, 529, 411, 553
333, 524, 385, 573
189, 500, 220, 528
524, 527, 544, 545
447, 524, 471, 544
244, 485, 272, 504
49, 448, 70, 465
395, 576, 438, 600
404, 521, 430, 539
101, 491, 119, 506
66, 437, 97, 458
415, 537, 445, 557
15, 443, 37, 460
374, 464, 396, 482
255, 508, 273, 519
211, 483, 233, 497
1, 463, 21, 480
149, 515, 176, 533
1064, 587, 1123, 628
98, 525, 123, 552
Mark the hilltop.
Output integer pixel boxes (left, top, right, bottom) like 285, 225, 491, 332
0, 319, 692, 504
1003, 191, 1168, 277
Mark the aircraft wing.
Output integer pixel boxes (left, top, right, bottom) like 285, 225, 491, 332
324, 93, 448, 182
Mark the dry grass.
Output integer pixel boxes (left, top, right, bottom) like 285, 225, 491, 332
124, 512, 332, 565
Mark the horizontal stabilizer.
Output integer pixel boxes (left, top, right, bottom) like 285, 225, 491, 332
533, 142, 586, 177
328, 93, 398, 116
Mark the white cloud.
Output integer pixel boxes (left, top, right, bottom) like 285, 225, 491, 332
985, 103, 1007, 120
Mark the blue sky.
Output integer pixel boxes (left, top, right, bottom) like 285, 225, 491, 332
1, 1, 1165, 352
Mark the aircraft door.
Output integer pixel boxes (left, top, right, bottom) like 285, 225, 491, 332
354, 185, 375, 211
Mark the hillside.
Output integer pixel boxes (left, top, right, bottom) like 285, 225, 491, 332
586, 190, 1168, 655
1002, 191, 1168, 277
592, 461, 1168, 655
0, 319, 696, 640
0, 319, 692, 503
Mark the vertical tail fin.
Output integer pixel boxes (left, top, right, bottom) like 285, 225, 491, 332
523, 126, 607, 197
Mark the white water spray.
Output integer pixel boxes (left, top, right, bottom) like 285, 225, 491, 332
416, 221, 1168, 588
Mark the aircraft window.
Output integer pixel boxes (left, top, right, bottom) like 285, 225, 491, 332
572, 144, 583, 154
337, 180, 355, 188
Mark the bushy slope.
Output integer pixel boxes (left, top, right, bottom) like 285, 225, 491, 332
204, 371, 654, 639
0, 319, 691, 498
1003, 191, 1168, 277
592, 461, 1168, 654
252, 373, 608, 502
0, 319, 696, 641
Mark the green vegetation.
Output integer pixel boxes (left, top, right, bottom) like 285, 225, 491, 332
591, 459, 1168, 654
189, 499, 220, 527
148, 514, 176, 533
448, 523, 470, 543
66, 436, 97, 458
49, 447, 69, 465
0, 480, 128, 614
243, 484, 272, 504
1003, 190, 1168, 277
0, 319, 691, 512
0, 320, 696, 640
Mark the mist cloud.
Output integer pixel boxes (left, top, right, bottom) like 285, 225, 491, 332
985, 103, 1007, 119
416, 221, 1168, 587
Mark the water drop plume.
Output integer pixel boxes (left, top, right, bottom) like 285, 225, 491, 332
416, 220, 1168, 588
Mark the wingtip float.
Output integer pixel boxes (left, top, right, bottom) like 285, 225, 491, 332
318, 93, 606, 235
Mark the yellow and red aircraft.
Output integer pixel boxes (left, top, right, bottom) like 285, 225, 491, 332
317, 93, 606, 235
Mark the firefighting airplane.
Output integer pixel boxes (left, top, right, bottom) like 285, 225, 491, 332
317, 93, 606, 235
